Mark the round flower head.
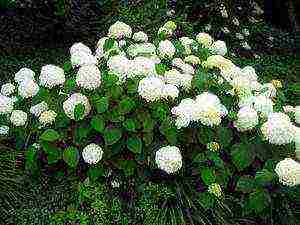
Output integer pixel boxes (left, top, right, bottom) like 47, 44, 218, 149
207, 142, 220, 152
254, 95, 273, 117
0, 95, 14, 115
179, 37, 194, 55
63, 93, 91, 120
108, 21, 132, 39
40, 65, 65, 88
71, 51, 97, 68
203, 55, 233, 70
107, 55, 130, 83
155, 146, 182, 174
171, 98, 197, 128
18, 79, 40, 98
128, 56, 157, 78
208, 183, 222, 198
76, 65, 101, 90
1, 83, 15, 96
234, 106, 258, 131
14, 68, 35, 83
261, 112, 295, 145
82, 143, 103, 164
39, 110, 57, 126
275, 158, 300, 187
10, 110, 27, 127
161, 84, 179, 100
196, 32, 213, 48
295, 106, 300, 124
70, 42, 92, 56
132, 31, 148, 42
30, 101, 48, 117
138, 76, 164, 102
163, 69, 193, 90
0, 125, 9, 136
241, 66, 257, 82
158, 40, 176, 59
210, 40, 227, 56
184, 55, 200, 65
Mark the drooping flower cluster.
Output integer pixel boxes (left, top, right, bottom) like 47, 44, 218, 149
275, 158, 300, 187
155, 146, 182, 174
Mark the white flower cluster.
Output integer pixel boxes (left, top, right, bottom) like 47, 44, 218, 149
39, 110, 57, 126
10, 110, 27, 127
70, 42, 97, 68
1, 83, 15, 96
158, 40, 176, 59
30, 101, 48, 117
261, 113, 295, 145
172, 92, 227, 128
208, 183, 223, 198
155, 146, 182, 174
0, 94, 14, 115
82, 143, 103, 164
275, 158, 300, 187
234, 106, 258, 131
158, 21, 177, 37
76, 65, 101, 90
138, 76, 179, 102
0, 125, 9, 135
132, 31, 148, 43
40, 65, 65, 89
108, 21, 132, 39
15, 68, 40, 98
63, 93, 91, 120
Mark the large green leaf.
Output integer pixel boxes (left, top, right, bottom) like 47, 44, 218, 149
123, 118, 136, 132
88, 166, 105, 182
127, 137, 142, 154
231, 143, 255, 171
119, 160, 136, 176
255, 169, 274, 186
244, 190, 271, 214
40, 129, 60, 142
74, 103, 85, 121
63, 147, 79, 168
197, 126, 214, 145
119, 97, 136, 114
218, 126, 233, 148
95, 97, 109, 114
91, 115, 105, 133
236, 176, 258, 193
104, 128, 122, 145
103, 38, 115, 51
201, 167, 216, 185
41, 142, 62, 164
198, 192, 215, 210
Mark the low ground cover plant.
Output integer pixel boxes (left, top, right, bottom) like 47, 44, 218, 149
0, 20, 299, 224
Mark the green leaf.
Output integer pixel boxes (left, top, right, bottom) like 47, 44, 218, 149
88, 166, 105, 181
198, 192, 215, 210
143, 132, 153, 146
103, 38, 115, 51
74, 103, 85, 121
201, 167, 216, 185
95, 97, 109, 114
127, 137, 142, 154
63, 147, 79, 168
197, 126, 214, 145
119, 97, 136, 114
104, 128, 122, 145
255, 169, 274, 186
40, 129, 60, 142
123, 118, 136, 131
231, 143, 255, 171
25, 145, 39, 172
143, 116, 155, 131
41, 142, 62, 164
236, 176, 258, 193
119, 160, 136, 176
218, 127, 233, 148
245, 190, 271, 214
155, 63, 168, 75
91, 115, 105, 133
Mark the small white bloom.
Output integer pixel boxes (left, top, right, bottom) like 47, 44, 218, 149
40, 65, 65, 88
158, 40, 176, 59
210, 40, 227, 56
132, 31, 148, 42
235, 32, 244, 40
155, 146, 182, 174
39, 110, 57, 126
0, 95, 14, 115
220, 4, 228, 18
283, 105, 294, 114
63, 93, 91, 120
1, 83, 15, 96
82, 143, 103, 164
241, 41, 251, 50
208, 183, 222, 198
30, 101, 48, 117
232, 17, 240, 26
254, 95, 273, 117
10, 110, 27, 127
242, 28, 250, 36
14, 68, 35, 83
138, 76, 165, 102
275, 158, 300, 187
222, 27, 230, 34
261, 112, 295, 145
118, 40, 127, 48
196, 32, 213, 48
76, 65, 101, 90
70, 42, 92, 56
108, 21, 132, 39
0, 125, 9, 135
18, 79, 40, 98
234, 106, 258, 131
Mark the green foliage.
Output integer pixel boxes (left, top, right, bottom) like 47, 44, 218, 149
40, 129, 60, 142
63, 147, 79, 168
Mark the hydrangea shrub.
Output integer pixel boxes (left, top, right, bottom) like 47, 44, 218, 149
0, 21, 299, 219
